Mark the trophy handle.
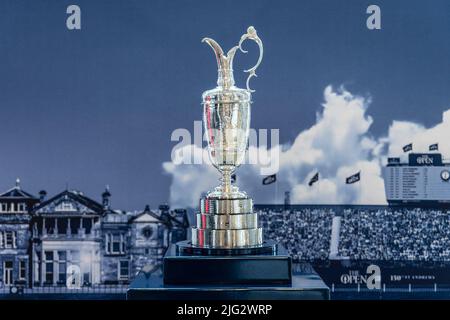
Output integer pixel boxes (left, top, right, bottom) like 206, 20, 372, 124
238, 26, 263, 92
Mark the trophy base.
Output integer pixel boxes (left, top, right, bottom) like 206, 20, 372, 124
127, 241, 329, 300
126, 241, 329, 300
177, 240, 275, 256
164, 241, 289, 285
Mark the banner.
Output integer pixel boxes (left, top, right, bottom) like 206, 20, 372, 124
429, 143, 439, 151
346, 172, 360, 184
308, 172, 319, 186
262, 174, 277, 185
403, 143, 413, 152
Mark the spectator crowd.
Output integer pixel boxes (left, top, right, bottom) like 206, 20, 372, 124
258, 207, 333, 261
258, 206, 450, 262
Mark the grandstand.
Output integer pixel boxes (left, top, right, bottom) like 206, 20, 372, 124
256, 205, 450, 262
256, 204, 450, 291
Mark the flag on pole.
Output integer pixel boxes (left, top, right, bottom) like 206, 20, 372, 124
231, 173, 236, 183
346, 172, 361, 184
429, 143, 439, 151
262, 174, 277, 185
403, 143, 413, 153
308, 172, 319, 186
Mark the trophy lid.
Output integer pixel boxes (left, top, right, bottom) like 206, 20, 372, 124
202, 26, 263, 94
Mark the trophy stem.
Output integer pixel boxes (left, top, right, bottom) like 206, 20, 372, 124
220, 169, 233, 196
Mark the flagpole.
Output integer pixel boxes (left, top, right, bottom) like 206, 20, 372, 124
356, 171, 361, 204
358, 173, 361, 205
318, 177, 320, 201
275, 179, 278, 205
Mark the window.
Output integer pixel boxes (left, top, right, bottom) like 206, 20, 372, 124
118, 260, 129, 280
58, 251, 66, 261
0, 231, 3, 248
44, 251, 54, 284
3, 261, 13, 286
58, 262, 67, 284
45, 251, 54, 261
83, 272, 90, 284
19, 260, 26, 280
106, 233, 125, 254
57, 251, 67, 284
1, 203, 7, 212
45, 262, 53, 284
17, 203, 26, 212
5, 231, 15, 248
112, 235, 121, 253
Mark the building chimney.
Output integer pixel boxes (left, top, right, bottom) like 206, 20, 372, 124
102, 185, 111, 209
39, 190, 47, 202
158, 204, 170, 216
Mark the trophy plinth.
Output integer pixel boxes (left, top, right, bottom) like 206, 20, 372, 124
128, 27, 330, 300
191, 197, 264, 248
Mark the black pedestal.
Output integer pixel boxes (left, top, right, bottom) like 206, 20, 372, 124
127, 241, 330, 300
127, 271, 329, 300
164, 241, 291, 285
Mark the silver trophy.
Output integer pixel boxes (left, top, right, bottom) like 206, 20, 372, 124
191, 27, 264, 248
130, 26, 328, 301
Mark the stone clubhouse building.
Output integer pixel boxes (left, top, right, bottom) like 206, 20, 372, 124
0, 180, 188, 287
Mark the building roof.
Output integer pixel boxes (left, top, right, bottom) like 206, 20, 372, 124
34, 190, 103, 214
0, 179, 38, 200
171, 211, 190, 228
129, 206, 189, 229
129, 205, 171, 226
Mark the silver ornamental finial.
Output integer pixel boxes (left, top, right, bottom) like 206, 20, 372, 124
202, 26, 263, 92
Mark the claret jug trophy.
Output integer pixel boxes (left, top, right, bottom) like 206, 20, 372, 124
191, 26, 263, 249
127, 27, 330, 300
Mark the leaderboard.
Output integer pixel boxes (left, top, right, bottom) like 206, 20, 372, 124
383, 153, 450, 203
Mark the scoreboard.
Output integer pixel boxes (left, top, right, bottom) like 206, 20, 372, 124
383, 154, 450, 204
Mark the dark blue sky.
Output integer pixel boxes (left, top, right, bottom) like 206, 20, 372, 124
0, 0, 448, 209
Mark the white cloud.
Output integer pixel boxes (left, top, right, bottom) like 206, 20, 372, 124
383, 109, 450, 162
162, 146, 217, 208
163, 86, 450, 208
